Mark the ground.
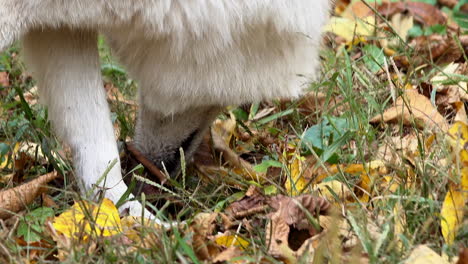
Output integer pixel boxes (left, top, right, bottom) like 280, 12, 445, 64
0, 0, 467, 263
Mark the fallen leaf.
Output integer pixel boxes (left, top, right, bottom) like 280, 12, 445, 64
376, 2, 447, 26
225, 188, 268, 219
14, 86, 38, 105
370, 88, 449, 132
104, 83, 136, 106
457, 248, 468, 264
0, 171, 59, 219
212, 247, 243, 263
410, 35, 463, 65
393, 203, 406, 250
120, 216, 163, 247
405, 245, 450, 264
441, 122, 468, 245
52, 198, 122, 238
380, 13, 414, 48
314, 180, 352, 201
438, 0, 458, 9
214, 233, 249, 249
0, 72, 9, 87
285, 153, 309, 196
324, 16, 376, 43
191, 212, 219, 260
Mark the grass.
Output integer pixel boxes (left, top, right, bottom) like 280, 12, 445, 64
1, 7, 467, 264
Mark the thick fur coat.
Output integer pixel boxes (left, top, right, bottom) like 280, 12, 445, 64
0, 0, 330, 221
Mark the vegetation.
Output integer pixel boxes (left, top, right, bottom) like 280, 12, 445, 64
0, 0, 467, 263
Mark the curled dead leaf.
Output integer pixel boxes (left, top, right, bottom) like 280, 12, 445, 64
266, 195, 331, 262
0, 171, 59, 219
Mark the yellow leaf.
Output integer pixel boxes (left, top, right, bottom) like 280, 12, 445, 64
215, 234, 249, 249
53, 198, 122, 238
440, 184, 465, 245
285, 154, 308, 196
0, 142, 19, 170
448, 121, 468, 150
314, 180, 352, 201
88, 198, 122, 237
393, 203, 406, 250
324, 16, 376, 43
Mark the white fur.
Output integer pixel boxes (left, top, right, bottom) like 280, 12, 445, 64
0, 0, 330, 220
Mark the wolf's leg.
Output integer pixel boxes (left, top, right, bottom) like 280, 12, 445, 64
22, 27, 153, 218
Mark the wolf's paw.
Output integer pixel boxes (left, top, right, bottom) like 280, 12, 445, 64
119, 200, 175, 229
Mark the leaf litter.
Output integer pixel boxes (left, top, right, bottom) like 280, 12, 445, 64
0, 0, 467, 262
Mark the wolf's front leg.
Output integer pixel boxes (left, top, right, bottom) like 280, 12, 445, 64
22, 27, 153, 218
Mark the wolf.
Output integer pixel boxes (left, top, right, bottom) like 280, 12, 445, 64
0, 1, 330, 219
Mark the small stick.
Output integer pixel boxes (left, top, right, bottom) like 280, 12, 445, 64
126, 143, 167, 185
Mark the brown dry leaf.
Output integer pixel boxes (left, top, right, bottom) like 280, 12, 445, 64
212, 246, 243, 263
211, 119, 264, 182
299, 91, 344, 116
370, 88, 449, 132
46, 221, 98, 262
120, 216, 163, 248
376, 2, 447, 26
457, 248, 468, 264
41, 193, 58, 208
191, 212, 220, 261
432, 63, 468, 103
225, 187, 268, 220
46, 221, 73, 262
343, 1, 446, 26
0, 72, 9, 87
318, 214, 359, 251
14, 86, 38, 105
438, 0, 458, 8
461, 36, 468, 56
453, 102, 468, 124
104, 83, 136, 106
0, 171, 59, 219
341, 0, 384, 20
268, 195, 332, 225
377, 132, 421, 165
405, 245, 450, 264
266, 195, 330, 262
410, 35, 463, 65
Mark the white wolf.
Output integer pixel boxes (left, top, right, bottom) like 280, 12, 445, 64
0, 1, 330, 219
